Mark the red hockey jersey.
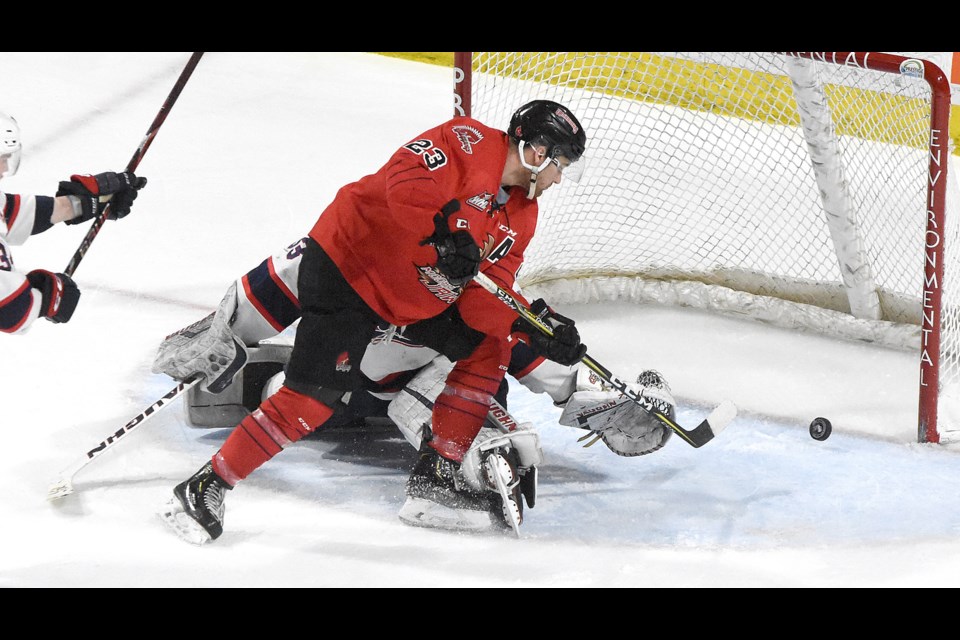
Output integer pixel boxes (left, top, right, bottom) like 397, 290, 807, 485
309, 117, 535, 339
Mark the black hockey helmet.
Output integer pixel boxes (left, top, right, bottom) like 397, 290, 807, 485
508, 100, 586, 163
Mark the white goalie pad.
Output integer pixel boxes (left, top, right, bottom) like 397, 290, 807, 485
152, 283, 249, 394
558, 367, 674, 457
386, 357, 543, 465
386, 357, 456, 450
460, 422, 543, 493
388, 356, 543, 531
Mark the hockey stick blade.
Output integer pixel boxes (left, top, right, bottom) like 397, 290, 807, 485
472, 272, 737, 448
47, 376, 201, 501
655, 398, 738, 448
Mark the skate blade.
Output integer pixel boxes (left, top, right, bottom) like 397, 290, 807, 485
485, 456, 522, 537
398, 497, 498, 533
158, 497, 213, 546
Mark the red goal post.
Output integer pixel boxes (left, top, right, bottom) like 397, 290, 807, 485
453, 52, 956, 444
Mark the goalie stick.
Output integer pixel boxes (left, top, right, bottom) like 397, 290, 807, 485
47, 376, 201, 501
472, 272, 737, 448
64, 51, 204, 277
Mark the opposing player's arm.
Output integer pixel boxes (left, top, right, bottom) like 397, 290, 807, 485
57, 171, 147, 225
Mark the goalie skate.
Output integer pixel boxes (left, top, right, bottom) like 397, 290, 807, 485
482, 451, 523, 537
398, 447, 504, 534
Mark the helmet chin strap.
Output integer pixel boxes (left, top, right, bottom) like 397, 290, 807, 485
518, 140, 552, 199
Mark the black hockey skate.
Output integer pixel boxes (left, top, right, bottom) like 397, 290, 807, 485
159, 461, 232, 545
398, 446, 508, 534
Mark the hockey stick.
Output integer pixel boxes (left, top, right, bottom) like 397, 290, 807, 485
64, 51, 204, 277
47, 375, 202, 501
472, 272, 737, 448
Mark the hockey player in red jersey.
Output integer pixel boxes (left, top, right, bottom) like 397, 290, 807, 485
0, 111, 148, 334
154, 231, 677, 536
158, 100, 672, 544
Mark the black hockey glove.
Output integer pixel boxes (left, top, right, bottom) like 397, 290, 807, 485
420, 199, 481, 287
27, 269, 80, 324
513, 298, 587, 366
58, 171, 148, 225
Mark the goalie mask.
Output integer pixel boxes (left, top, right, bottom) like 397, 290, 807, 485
0, 112, 21, 178
509, 100, 586, 195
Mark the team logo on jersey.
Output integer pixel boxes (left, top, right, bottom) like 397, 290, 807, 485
465, 191, 494, 213
335, 351, 352, 373
480, 234, 497, 259
416, 264, 462, 304
452, 125, 483, 154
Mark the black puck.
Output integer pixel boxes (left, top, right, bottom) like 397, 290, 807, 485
809, 417, 832, 441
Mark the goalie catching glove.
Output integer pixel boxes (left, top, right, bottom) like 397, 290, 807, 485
152, 283, 248, 393
58, 171, 148, 225
559, 367, 674, 457
513, 298, 587, 366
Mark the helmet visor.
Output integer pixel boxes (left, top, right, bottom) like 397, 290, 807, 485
551, 153, 586, 184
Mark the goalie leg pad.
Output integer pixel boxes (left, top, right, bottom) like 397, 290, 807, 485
460, 422, 543, 491
460, 420, 542, 533
483, 450, 523, 537
153, 283, 249, 393
185, 342, 292, 428
386, 357, 455, 450
398, 445, 503, 533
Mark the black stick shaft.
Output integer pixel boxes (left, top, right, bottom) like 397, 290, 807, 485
472, 272, 721, 448
64, 52, 204, 277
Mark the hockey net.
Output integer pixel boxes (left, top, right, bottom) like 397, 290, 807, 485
454, 52, 959, 443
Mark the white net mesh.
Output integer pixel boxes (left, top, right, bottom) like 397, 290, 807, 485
464, 52, 960, 441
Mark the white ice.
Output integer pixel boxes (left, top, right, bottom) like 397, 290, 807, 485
3, 52, 960, 588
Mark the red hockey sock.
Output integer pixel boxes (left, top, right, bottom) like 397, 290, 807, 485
212, 385, 333, 485
430, 384, 491, 461
429, 334, 510, 461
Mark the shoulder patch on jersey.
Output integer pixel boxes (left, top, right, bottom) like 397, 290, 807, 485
465, 191, 495, 213
452, 125, 483, 154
